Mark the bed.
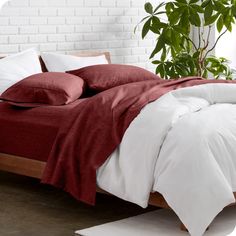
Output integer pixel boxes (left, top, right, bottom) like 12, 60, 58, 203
0, 51, 170, 208
0, 52, 236, 235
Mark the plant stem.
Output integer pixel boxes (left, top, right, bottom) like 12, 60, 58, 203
207, 26, 211, 42
204, 26, 212, 50
198, 28, 227, 77
184, 35, 198, 51
204, 29, 227, 59
198, 27, 201, 49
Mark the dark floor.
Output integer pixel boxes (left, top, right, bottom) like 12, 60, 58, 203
0, 171, 156, 236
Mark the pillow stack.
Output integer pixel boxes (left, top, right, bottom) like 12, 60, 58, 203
0, 49, 160, 107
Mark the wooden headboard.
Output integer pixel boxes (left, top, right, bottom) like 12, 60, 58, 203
0, 51, 111, 72
71, 51, 111, 63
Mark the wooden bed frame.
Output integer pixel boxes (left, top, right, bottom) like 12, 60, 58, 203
0, 51, 235, 232
0, 152, 170, 209
0, 152, 236, 232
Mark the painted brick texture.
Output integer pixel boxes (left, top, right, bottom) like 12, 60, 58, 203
0, 0, 156, 71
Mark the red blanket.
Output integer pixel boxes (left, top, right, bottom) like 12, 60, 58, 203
41, 77, 236, 204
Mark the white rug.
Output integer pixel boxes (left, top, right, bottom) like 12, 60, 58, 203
75, 206, 236, 236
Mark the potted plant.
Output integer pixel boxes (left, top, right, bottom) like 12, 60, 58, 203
136, 0, 236, 79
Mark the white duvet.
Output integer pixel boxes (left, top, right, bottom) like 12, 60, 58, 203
97, 83, 236, 236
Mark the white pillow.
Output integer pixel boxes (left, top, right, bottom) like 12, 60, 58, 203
0, 48, 42, 95
41, 52, 109, 72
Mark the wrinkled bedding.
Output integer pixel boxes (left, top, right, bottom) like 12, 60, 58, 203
2, 77, 236, 236
98, 83, 236, 236
42, 77, 208, 204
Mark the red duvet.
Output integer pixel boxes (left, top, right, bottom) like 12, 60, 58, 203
41, 77, 236, 205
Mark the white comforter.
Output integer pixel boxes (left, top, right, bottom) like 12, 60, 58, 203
97, 83, 236, 236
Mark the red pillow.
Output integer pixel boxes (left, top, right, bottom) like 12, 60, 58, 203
67, 64, 160, 92
0, 72, 84, 107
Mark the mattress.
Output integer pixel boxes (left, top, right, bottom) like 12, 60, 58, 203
0, 99, 87, 162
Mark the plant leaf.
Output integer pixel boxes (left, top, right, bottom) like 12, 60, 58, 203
144, 2, 153, 14
150, 35, 165, 58
134, 16, 149, 33
191, 4, 204, 13
224, 12, 233, 32
205, 13, 219, 25
190, 0, 199, 4
175, 0, 187, 4
189, 8, 201, 26
204, 4, 213, 20
142, 18, 151, 38
201, 0, 211, 8
217, 15, 224, 32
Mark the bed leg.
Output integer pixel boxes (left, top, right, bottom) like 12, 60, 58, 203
180, 223, 188, 232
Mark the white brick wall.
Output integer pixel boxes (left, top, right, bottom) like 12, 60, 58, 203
0, 0, 156, 71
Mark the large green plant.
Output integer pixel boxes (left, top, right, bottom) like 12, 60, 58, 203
136, 0, 236, 79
